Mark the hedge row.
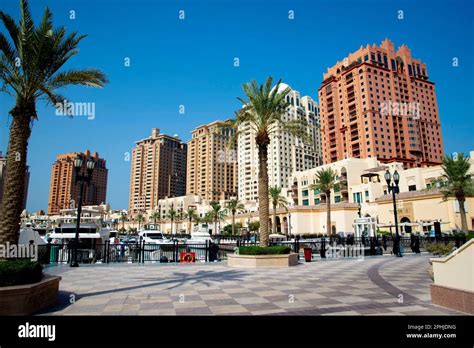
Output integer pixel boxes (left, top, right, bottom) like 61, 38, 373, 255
0, 259, 43, 287
238, 246, 291, 255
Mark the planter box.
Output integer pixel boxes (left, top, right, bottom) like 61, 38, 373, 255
431, 284, 474, 314
227, 253, 299, 268
0, 274, 62, 315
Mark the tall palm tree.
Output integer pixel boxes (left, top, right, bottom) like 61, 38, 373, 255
440, 153, 474, 233
185, 207, 198, 233
223, 77, 310, 246
311, 168, 337, 236
209, 201, 226, 235
225, 198, 245, 235
269, 186, 288, 234
136, 214, 145, 231
0, 0, 107, 244
166, 208, 177, 234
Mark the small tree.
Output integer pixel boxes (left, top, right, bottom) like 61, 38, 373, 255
223, 222, 242, 235
166, 208, 177, 234
209, 201, 226, 235
136, 214, 145, 231
120, 212, 128, 231
185, 207, 198, 233
150, 211, 160, 226
269, 186, 288, 234
249, 221, 260, 233
310, 168, 337, 236
440, 153, 474, 233
225, 199, 245, 235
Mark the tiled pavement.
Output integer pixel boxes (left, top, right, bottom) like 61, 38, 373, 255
42, 254, 463, 316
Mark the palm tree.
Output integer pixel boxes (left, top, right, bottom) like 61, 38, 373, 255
0, 0, 108, 244
150, 210, 160, 227
136, 214, 145, 231
201, 212, 213, 225
167, 208, 177, 234
310, 168, 337, 236
209, 201, 226, 235
225, 199, 245, 235
269, 186, 288, 234
119, 213, 127, 232
185, 207, 198, 233
223, 77, 310, 246
440, 153, 474, 233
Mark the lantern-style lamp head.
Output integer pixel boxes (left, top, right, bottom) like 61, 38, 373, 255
73, 155, 83, 169
393, 170, 400, 185
86, 159, 95, 171
384, 170, 391, 185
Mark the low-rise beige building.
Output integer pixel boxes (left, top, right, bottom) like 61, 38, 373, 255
286, 151, 474, 235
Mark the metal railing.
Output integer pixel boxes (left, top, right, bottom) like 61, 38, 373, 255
38, 235, 466, 265
39, 239, 260, 265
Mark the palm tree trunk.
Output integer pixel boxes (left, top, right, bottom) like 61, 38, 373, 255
0, 110, 31, 245
214, 219, 218, 236
326, 191, 331, 236
188, 218, 191, 234
458, 198, 468, 233
258, 143, 270, 246
171, 218, 174, 234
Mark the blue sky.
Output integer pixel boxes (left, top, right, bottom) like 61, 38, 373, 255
1, 0, 473, 212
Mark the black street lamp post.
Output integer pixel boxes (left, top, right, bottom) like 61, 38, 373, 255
70, 155, 95, 267
384, 169, 402, 257
357, 203, 362, 218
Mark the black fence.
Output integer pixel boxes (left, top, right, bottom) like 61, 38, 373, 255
271, 235, 467, 259
39, 239, 259, 265
37, 234, 466, 265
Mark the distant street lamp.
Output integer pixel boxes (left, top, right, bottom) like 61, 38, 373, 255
288, 212, 292, 239
384, 169, 402, 257
357, 203, 362, 218
71, 155, 95, 267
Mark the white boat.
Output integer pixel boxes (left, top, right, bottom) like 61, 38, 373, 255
138, 230, 170, 244
48, 208, 112, 246
187, 224, 214, 244
19, 228, 47, 245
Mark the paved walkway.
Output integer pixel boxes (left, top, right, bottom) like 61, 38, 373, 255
42, 254, 461, 316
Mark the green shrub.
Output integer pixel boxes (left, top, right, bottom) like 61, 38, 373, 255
238, 246, 291, 255
425, 242, 455, 256
0, 259, 43, 287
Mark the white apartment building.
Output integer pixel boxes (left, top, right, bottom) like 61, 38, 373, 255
237, 83, 322, 202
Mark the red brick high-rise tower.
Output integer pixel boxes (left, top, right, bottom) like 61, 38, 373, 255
318, 39, 444, 168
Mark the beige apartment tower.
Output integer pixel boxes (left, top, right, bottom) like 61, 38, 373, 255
129, 129, 187, 215
318, 39, 444, 168
186, 120, 237, 201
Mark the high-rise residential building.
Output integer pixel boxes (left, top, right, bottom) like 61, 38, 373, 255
0, 152, 30, 210
48, 150, 108, 215
237, 83, 321, 202
318, 39, 444, 168
186, 120, 237, 201
129, 129, 187, 215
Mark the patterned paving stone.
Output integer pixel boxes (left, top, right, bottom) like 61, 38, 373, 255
42, 254, 463, 316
